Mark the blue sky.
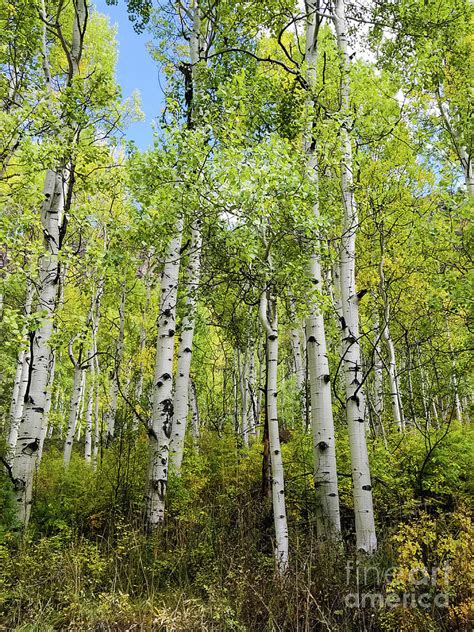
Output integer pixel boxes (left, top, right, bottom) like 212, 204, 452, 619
94, 0, 164, 150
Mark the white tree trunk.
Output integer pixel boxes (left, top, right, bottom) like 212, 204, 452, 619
259, 290, 289, 574
373, 319, 386, 445
93, 354, 101, 468
373, 320, 384, 429
379, 252, 404, 431
84, 372, 94, 462
75, 369, 86, 442
384, 326, 403, 430
63, 279, 99, 465
238, 347, 250, 447
63, 361, 83, 465
248, 344, 258, 436
233, 351, 239, 436
306, 267, 341, 538
37, 351, 56, 466
12, 170, 64, 523
289, 311, 306, 427
189, 378, 200, 446
8, 353, 27, 448
146, 217, 183, 529
333, 0, 377, 553
8, 278, 35, 452
11, 0, 87, 525
256, 338, 264, 437
303, 0, 341, 539
169, 220, 202, 472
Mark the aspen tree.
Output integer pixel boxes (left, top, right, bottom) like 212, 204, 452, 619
146, 217, 184, 528
259, 287, 289, 574
8, 278, 34, 452
304, 0, 341, 538
169, 0, 206, 472
12, 0, 88, 523
332, 0, 377, 552
169, 219, 203, 470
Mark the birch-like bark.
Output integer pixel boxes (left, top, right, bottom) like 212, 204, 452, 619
37, 352, 56, 466
248, 344, 258, 436
11, 0, 87, 525
92, 354, 101, 467
289, 302, 306, 427
12, 170, 64, 521
333, 0, 377, 553
373, 320, 384, 429
238, 347, 250, 447
259, 289, 289, 574
8, 278, 34, 452
189, 378, 200, 446
146, 217, 184, 529
84, 372, 94, 462
106, 284, 126, 443
436, 91, 473, 197
75, 369, 86, 442
63, 341, 84, 465
64, 278, 99, 464
446, 319, 463, 423
304, 0, 341, 538
379, 252, 404, 431
169, 220, 202, 472
233, 352, 239, 437
256, 337, 264, 437
85, 301, 100, 461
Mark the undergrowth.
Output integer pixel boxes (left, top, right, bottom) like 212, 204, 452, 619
0, 425, 473, 631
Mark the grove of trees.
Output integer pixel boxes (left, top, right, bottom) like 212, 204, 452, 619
0, 1, 472, 630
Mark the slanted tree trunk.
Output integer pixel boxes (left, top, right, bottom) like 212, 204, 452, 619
11, 0, 87, 525
8, 278, 34, 453
333, 0, 377, 553
259, 289, 289, 575
38, 260, 68, 464
169, 219, 202, 472
303, 0, 341, 539
13, 170, 65, 521
146, 218, 183, 529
